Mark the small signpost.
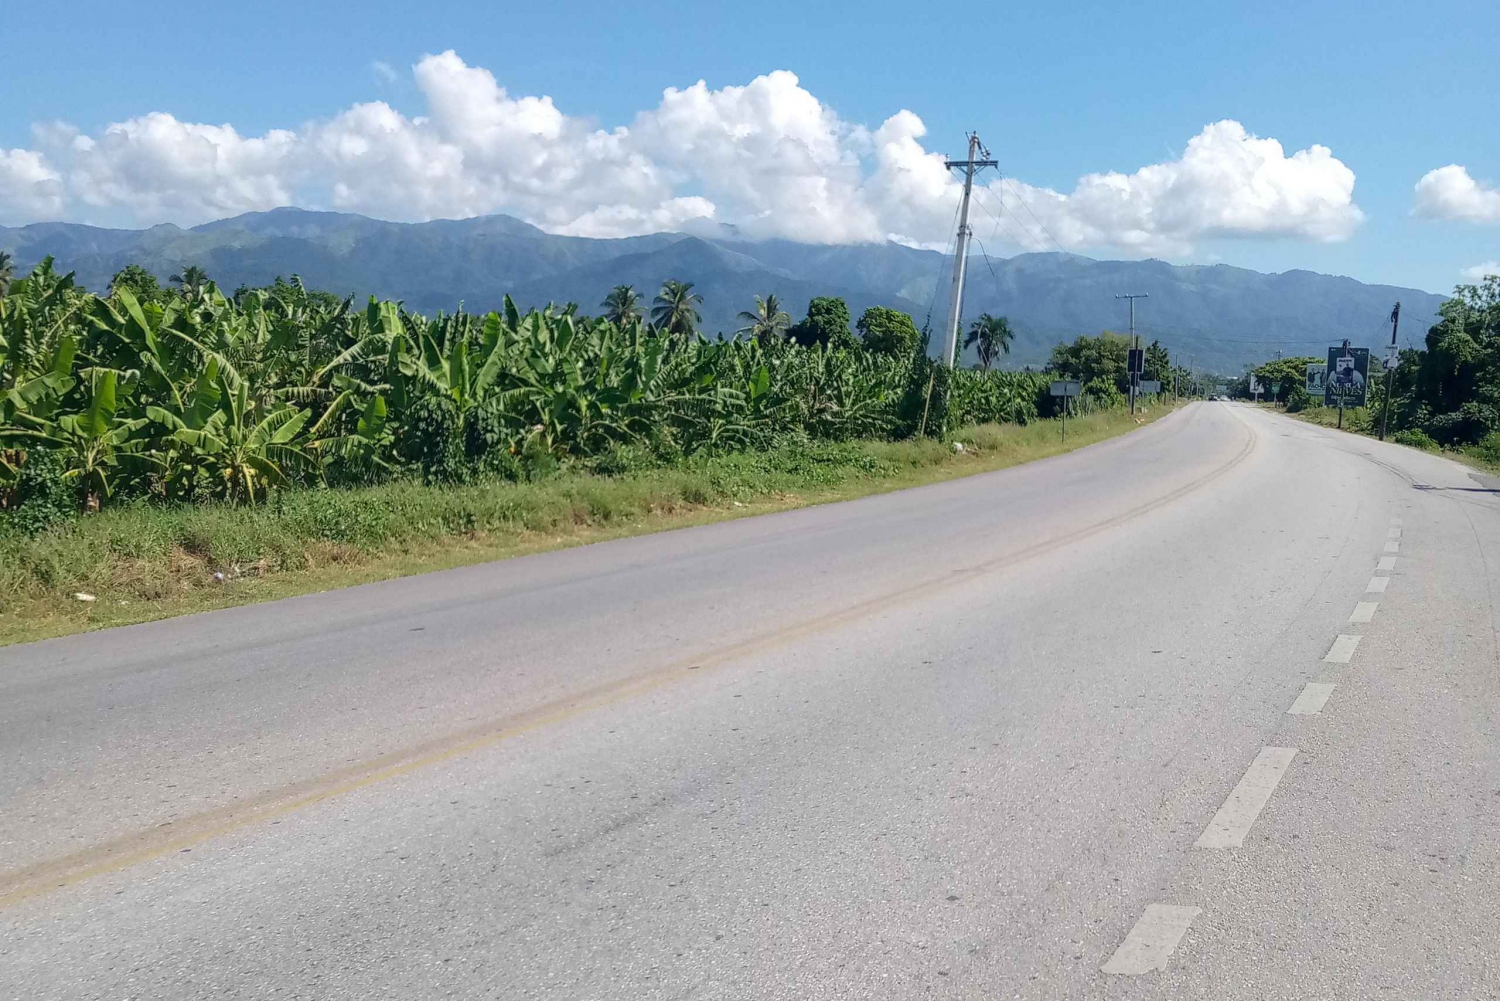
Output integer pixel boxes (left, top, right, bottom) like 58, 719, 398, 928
1271, 381, 1282, 406
1138, 380, 1162, 395
1051, 380, 1081, 441
1248, 374, 1261, 402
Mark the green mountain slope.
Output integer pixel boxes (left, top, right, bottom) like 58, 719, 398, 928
1, 208, 1448, 369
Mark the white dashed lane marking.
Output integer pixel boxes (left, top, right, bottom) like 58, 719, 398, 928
1287, 683, 1335, 715
1324, 634, 1362, 663
1101, 904, 1202, 975
1195, 747, 1298, 849
1388, 527, 1402, 538
1377, 556, 1397, 571
1385, 541, 1400, 553
1366, 576, 1390, 593
1350, 602, 1378, 623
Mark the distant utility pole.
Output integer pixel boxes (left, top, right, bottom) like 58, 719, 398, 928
1116, 293, 1149, 414
940, 134, 997, 367
1379, 302, 1400, 441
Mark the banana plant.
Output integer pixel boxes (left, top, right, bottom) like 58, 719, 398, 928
153, 366, 313, 503
0, 370, 157, 509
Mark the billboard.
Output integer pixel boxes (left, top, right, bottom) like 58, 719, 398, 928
1325, 346, 1369, 407
1306, 363, 1326, 397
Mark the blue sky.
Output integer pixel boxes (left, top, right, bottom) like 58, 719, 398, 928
2, 0, 1497, 293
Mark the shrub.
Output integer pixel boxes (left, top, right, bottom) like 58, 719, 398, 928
1475, 431, 1500, 465
1392, 428, 1438, 451
394, 396, 466, 484
0, 450, 77, 537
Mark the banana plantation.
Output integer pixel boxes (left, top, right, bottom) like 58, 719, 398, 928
0, 260, 1049, 520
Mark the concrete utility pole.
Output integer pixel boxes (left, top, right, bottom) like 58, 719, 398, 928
1116, 293, 1149, 414
1379, 302, 1401, 441
941, 134, 997, 367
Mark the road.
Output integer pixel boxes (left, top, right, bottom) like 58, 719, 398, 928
4, 401, 1499, 999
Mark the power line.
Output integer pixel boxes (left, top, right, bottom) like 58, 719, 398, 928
973, 184, 1048, 253
999, 175, 1066, 254
922, 195, 966, 335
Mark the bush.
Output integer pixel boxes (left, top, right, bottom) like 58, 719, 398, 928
1475, 431, 1500, 465
1392, 428, 1438, 451
394, 396, 466, 484
1423, 402, 1500, 446
0, 450, 76, 537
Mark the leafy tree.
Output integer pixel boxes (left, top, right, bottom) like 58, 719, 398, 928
790, 297, 854, 349
0, 251, 12, 299
856, 306, 920, 358
1251, 355, 1319, 406
965, 313, 1014, 371
110, 264, 165, 301
1047, 331, 1131, 397
1143, 339, 1171, 382
601, 285, 643, 326
651, 280, 702, 337
736, 294, 792, 344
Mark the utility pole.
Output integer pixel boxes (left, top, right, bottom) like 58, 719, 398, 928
941, 134, 997, 368
1379, 302, 1401, 441
1336, 338, 1350, 430
1116, 293, 1149, 414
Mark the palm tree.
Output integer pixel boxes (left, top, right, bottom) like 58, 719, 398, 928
965, 313, 1014, 371
600, 285, 643, 326
169, 264, 211, 300
736, 293, 792, 345
651, 280, 702, 337
0, 251, 13, 299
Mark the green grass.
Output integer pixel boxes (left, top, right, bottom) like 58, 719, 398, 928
0, 405, 1176, 646
1279, 404, 1500, 474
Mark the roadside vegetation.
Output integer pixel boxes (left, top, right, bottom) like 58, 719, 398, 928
1242, 274, 1499, 467
0, 254, 1187, 641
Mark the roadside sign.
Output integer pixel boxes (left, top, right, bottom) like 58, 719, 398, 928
1306, 363, 1326, 396
1049, 380, 1082, 397
1271, 382, 1281, 395
1248, 374, 1261, 393
1127, 349, 1144, 376
1325, 345, 1370, 407
1137, 380, 1162, 394
1385, 344, 1399, 370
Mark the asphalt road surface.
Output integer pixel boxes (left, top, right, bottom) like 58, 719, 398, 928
4, 402, 1499, 999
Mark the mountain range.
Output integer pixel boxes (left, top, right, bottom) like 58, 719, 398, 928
1, 208, 1449, 372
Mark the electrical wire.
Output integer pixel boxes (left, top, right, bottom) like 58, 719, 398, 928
1000, 175, 1066, 254
972, 184, 1047, 253
921, 195, 966, 335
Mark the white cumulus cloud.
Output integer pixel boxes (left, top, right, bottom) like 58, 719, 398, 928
1414, 165, 1500, 224
61, 113, 298, 223
1461, 261, 1500, 281
0, 52, 1366, 256
0, 147, 66, 224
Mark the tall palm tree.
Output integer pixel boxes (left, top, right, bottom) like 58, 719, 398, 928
736, 293, 792, 344
0, 251, 13, 299
651, 280, 702, 337
600, 285, 643, 326
965, 313, 1014, 371
170, 264, 211, 300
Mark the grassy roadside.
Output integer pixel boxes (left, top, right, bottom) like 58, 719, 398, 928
1270, 403, 1500, 474
0, 405, 1179, 646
